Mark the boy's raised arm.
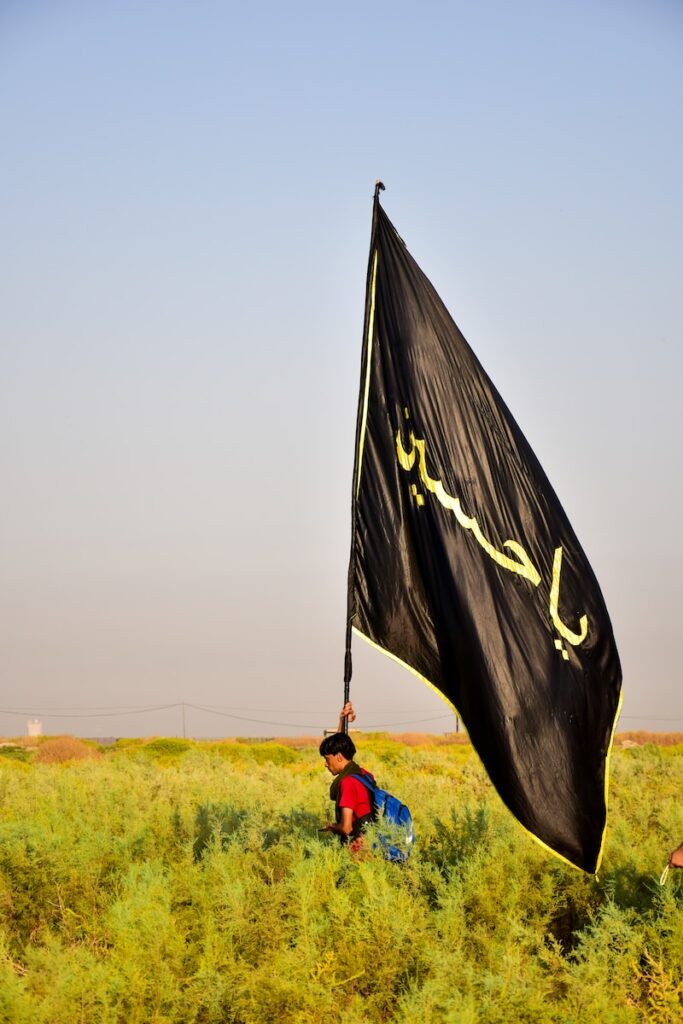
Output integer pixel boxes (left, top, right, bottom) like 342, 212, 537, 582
337, 702, 356, 733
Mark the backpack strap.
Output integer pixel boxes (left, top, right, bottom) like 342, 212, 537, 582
350, 773, 377, 793
346, 773, 378, 835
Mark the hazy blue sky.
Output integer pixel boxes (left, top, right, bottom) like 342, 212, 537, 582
1, 0, 681, 738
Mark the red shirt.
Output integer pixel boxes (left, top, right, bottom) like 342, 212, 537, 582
338, 770, 374, 826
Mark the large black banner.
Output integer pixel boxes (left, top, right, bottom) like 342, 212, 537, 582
346, 191, 622, 872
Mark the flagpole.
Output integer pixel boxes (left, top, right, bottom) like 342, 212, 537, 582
342, 180, 384, 733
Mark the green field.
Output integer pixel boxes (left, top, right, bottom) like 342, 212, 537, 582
0, 735, 681, 1023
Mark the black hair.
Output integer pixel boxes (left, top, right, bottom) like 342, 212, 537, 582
319, 732, 356, 759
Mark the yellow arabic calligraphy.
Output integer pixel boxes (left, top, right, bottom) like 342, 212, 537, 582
395, 427, 589, 648
550, 546, 588, 646
397, 430, 541, 586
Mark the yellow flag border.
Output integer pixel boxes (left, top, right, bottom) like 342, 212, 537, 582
352, 625, 622, 875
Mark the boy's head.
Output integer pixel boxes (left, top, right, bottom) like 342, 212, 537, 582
319, 731, 356, 775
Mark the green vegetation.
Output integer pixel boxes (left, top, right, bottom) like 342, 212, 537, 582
0, 736, 681, 1023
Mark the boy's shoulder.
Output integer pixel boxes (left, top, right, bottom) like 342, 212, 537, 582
339, 768, 376, 799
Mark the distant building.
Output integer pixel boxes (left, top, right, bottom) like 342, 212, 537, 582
27, 719, 42, 737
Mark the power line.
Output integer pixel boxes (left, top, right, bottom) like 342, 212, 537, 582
0, 703, 182, 719
0, 703, 451, 715
2, 703, 682, 731
0, 703, 183, 712
0, 701, 458, 731
187, 703, 455, 730
187, 704, 326, 731
619, 715, 683, 722
189, 705, 452, 716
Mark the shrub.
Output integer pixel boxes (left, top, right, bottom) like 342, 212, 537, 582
246, 743, 298, 766
0, 738, 681, 1022
33, 736, 100, 764
0, 746, 30, 762
616, 731, 683, 748
193, 803, 248, 860
206, 741, 299, 765
140, 738, 192, 760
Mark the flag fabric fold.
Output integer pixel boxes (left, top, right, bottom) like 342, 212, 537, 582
347, 194, 622, 873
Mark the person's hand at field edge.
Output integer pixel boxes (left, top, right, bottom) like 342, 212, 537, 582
321, 809, 354, 837
668, 843, 683, 868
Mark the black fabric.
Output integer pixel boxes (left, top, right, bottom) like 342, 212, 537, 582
348, 198, 622, 873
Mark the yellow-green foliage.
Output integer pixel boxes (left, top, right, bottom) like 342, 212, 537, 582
0, 746, 30, 763
0, 739, 681, 1023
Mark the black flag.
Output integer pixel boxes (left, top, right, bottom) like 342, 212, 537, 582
345, 190, 622, 873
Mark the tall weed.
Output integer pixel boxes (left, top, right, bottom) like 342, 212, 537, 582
0, 740, 680, 1022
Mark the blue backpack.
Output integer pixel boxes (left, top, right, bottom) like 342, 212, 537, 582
351, 774, 415, 863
